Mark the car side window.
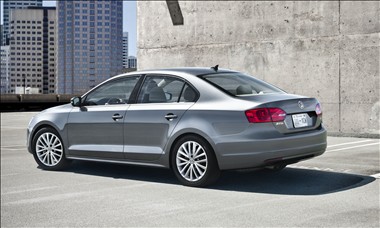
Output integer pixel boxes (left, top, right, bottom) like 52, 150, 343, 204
83, 76, 140, 106
137, 76, 185, 103
179, 84, 197, 102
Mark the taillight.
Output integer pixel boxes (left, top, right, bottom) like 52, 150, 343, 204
269, 108, 287, 122
245, 108, 286, 123
315, 103, 322, 116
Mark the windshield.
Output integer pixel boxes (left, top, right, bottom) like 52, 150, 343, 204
199, 73, 285, 96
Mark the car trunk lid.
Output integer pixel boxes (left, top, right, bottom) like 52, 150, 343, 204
239, 93, 323, 134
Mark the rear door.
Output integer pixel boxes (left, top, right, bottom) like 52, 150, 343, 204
123, 75, 197, 161
66, 75, 141, 159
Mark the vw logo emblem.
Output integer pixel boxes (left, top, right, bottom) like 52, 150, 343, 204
298, 101, 304, 109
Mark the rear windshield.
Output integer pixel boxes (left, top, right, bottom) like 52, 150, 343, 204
199, 73, 285, 96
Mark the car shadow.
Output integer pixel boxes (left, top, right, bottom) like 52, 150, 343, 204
214, 168, 375, 195
63, 161, 376, 195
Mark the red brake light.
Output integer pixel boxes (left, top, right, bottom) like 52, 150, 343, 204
315, 103, 322, 116
245, 108, 286, 123
245, 108, 271, 123
269, 108, 287, 122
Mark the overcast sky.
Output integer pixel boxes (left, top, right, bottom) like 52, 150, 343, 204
0, 0, 137, 56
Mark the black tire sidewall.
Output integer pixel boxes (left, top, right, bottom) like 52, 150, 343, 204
32, 127, 69, 171
171, 135, 220, 187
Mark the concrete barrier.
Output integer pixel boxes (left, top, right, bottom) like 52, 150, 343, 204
0, 94, 79, 111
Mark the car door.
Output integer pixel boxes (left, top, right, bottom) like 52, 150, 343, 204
66, 75, 141, 159
123, 75, 198, 161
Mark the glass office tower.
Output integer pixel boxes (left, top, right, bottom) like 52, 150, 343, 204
57, 0, 123, 94
122, 32, 128, 69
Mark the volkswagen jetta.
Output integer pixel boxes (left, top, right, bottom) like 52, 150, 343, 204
27, 67, 327, 187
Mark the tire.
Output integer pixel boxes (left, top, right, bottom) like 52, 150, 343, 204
171, 135, 220, 187
32, 127, 71, 170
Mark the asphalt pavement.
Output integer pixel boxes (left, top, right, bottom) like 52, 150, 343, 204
1, 112, 379, 227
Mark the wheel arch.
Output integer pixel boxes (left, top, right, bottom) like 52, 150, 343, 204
30, 122, 71, 170
29, 122, 64, 152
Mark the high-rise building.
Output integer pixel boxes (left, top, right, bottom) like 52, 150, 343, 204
2, 0, 43, 45
8, 7, 57, 94
0, 25, 3, 46
1, 46, 10, 93
57, 1, 123, 94
122, 32, 128, 68
128, 56, 137, 69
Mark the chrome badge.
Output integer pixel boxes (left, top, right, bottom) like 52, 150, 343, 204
298, 101, 304, 109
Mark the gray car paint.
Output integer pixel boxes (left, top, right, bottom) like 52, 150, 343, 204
67, 104, 129, 159
123, 102, 194, 161
27, 68, 327, 171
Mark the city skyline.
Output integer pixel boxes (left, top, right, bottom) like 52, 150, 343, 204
0, 0, 137, 56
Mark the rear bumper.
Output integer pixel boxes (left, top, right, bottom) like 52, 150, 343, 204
214, 126, 327, 170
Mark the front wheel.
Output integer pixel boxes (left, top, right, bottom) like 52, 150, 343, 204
171, 135, 220, 187
32, 127, 71, 170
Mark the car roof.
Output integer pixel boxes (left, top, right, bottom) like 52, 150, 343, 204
135, 67, 239, 76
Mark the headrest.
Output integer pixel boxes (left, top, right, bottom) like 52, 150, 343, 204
236, 85, 252, 95
149, 87, 166, 103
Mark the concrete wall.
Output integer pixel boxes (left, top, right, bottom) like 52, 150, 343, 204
137, 1, 380, 137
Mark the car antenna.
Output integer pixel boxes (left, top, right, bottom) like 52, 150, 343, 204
211, 64, 219, 72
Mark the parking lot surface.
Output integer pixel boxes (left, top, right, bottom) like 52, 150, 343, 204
1, 112, 379, 227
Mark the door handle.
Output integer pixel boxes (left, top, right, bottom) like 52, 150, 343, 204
112, 114, 123, 121
165, 113, 178, 121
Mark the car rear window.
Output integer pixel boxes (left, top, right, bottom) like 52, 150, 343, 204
199, 73, 285, 96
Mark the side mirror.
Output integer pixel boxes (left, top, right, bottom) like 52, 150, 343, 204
70, 96, 82, 107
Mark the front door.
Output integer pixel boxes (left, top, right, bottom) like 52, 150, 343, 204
66, 75, 141, 159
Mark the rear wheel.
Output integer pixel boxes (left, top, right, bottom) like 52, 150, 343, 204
32, 127, 71, 170
171, 135, 220, 187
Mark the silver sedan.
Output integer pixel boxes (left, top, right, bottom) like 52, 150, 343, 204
27, 67, 327, 187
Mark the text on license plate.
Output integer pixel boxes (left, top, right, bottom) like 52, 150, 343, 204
292, 113, 309, 128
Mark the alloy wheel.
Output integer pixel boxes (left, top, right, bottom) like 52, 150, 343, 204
35, 132, 63, 167
176, 141, 208, 182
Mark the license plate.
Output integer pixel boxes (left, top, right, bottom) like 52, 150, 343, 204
292, 113, 309, 128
